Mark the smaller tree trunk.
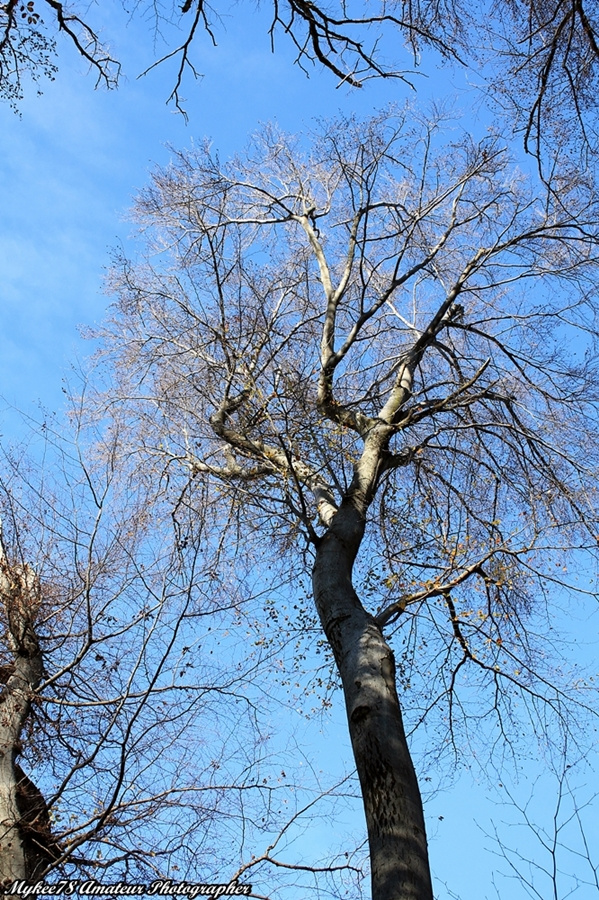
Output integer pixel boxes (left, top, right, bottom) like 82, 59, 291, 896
0, 556, 47, 888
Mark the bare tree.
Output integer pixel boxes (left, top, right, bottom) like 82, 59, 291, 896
0, 415, 359, 893
91, 109, 599, 900
486, 759, 599, 900
493, 0, 599, 164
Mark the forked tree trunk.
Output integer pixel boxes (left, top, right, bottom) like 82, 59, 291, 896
313, 506, 433, 900
0, 558, 46, 888
0, 663, 43, 886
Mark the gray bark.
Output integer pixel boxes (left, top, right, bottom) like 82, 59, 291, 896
0, 557, 47, 888
313, 502, 433, 900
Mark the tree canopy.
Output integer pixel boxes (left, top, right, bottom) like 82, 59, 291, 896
80, 109, 599, 898
3, 0, 599, 894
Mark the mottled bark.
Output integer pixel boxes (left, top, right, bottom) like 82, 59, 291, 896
312, 503, 433, 900
0, 556, 49, 888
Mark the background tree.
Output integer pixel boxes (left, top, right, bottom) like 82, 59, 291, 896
0, 517, 49, 883
93, 109, 599, 900
0, 416, 358, 893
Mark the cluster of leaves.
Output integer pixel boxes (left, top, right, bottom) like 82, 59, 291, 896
0, 0, 56, 108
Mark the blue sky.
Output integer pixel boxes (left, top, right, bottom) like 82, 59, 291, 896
1, 5, 598, 898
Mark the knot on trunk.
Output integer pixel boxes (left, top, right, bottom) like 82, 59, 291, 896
350, 704, 371, 725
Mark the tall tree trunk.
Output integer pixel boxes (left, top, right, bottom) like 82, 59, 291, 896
313, 506, 433, 900
0, 557, 46, 887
